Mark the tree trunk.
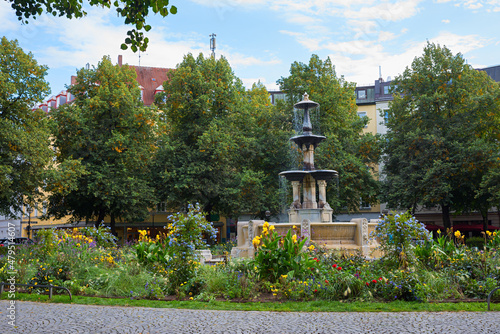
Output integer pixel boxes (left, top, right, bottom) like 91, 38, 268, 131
95, 209, 106, 228
110, 213, 117, 236
481, 208, 488, 233
441, 204, 451, 230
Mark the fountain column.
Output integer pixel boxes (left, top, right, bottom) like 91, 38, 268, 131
317, 179, 327, 208
291, 181, 301, 208
303, 144, 315, 171
302, 174, 317, 209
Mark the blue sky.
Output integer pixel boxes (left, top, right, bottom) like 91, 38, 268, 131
1, 0, 499, 97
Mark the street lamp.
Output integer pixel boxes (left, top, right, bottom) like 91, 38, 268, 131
26, 206, 34, 239
151, 209, 156, 228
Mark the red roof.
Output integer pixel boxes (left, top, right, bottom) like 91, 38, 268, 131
129, 65, 171, 106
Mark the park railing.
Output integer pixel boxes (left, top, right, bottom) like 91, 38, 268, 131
0, 282, 72, 300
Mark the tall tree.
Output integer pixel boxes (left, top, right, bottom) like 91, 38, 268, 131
0, 37, 52, 215
382, 42, 500, 230
8, 0, 177, 51
47, 56, 159, 233
277, 55, 381, 214
154, 54, 289, 219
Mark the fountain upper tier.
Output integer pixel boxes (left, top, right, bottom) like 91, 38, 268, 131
279, 92, 337, 213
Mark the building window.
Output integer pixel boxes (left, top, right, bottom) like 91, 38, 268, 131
357, 90, 366, 99
157, 202, 167, 212
59, 95, 67, 105
360, 199, 371, 210
383, 85, 390, 95
358, 111, 368, 128
383, 110, 389, 124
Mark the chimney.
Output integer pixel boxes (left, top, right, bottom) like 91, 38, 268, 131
118, 55, 123, 67
70, 75, 77, 86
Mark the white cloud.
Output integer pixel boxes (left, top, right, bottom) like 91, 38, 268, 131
223, 52, 281, 67
378, 31, 397, 42
436, 0, 498, 11
344, 0, 422, 22
442, 19, 451, 23
280, 30, 328, 52
328, 32, 488, 85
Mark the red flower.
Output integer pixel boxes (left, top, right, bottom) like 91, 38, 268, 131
372, 279, 377, 284
314, 289, 318, 293
332, 264, 337, 268
314, 257, 319, 262
366, 282, 370, 286
337, 266, 342, 271
378, 277, 383, 281
325, 280, 329, 284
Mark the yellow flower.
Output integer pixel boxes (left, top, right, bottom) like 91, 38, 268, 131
486, 231, 492, 236
293, 225, 297, 229
292, 234, 297, 243
308, 245, 315, 251
252, 236, 261, 247
263, 221, 270, 229
454, 230, 461, 238
189, 297, 193, 300
493, 232, 497, 237
437, 229, 441, 235
269, 225, 275, 231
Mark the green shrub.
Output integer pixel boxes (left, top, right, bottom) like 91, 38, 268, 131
372, 211, 430, 269
164, 203, 217, 296
466, 236, 485, 249
252, 223, 318, 282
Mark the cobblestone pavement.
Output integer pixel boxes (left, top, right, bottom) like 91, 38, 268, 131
1, 301, 499, 334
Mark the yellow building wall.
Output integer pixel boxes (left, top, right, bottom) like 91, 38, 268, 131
357, 103, 380, 214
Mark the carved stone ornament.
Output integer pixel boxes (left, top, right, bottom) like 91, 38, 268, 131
248, 221, 254, 245
362, 219, 369, 245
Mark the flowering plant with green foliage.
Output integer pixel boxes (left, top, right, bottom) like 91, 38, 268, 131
484, 230, 500, 251
164, 203, 217, 296
79, 226, 117, 248
252, 223, 318, 282
134, 230, 170, 265
372, 211, 430, 269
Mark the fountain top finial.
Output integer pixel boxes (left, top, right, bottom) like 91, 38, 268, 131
294, 92, 319, 110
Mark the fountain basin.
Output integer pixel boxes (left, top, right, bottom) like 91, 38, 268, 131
231, 220, 381, 258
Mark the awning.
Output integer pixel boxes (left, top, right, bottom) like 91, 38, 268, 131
451, 223, 500, 231
424, 224, 444, 231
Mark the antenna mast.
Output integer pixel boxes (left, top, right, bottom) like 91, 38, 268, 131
210, 33, 216, 58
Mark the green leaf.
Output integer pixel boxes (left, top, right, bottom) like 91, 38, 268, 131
170, 5, 177, 14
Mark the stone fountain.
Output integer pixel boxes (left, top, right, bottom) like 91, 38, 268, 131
231, 93, 380, 258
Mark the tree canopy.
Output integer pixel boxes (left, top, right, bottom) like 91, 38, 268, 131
382, 42, 500, 230
47, 56, 159, 233
153, 54, 290, 219
0, 37, 52, 216
277, 55, 381, 214
8, 0, 177, 51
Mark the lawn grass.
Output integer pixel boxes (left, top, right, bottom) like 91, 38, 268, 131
2, 293, 499, 312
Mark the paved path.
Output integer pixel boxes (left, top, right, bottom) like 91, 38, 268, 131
1, 301, 499, 333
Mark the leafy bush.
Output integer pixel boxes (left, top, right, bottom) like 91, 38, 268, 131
252, 223, 318, 282
164, 203, 217, 296
79, 226, 117, 248
372, 211, 430, 269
